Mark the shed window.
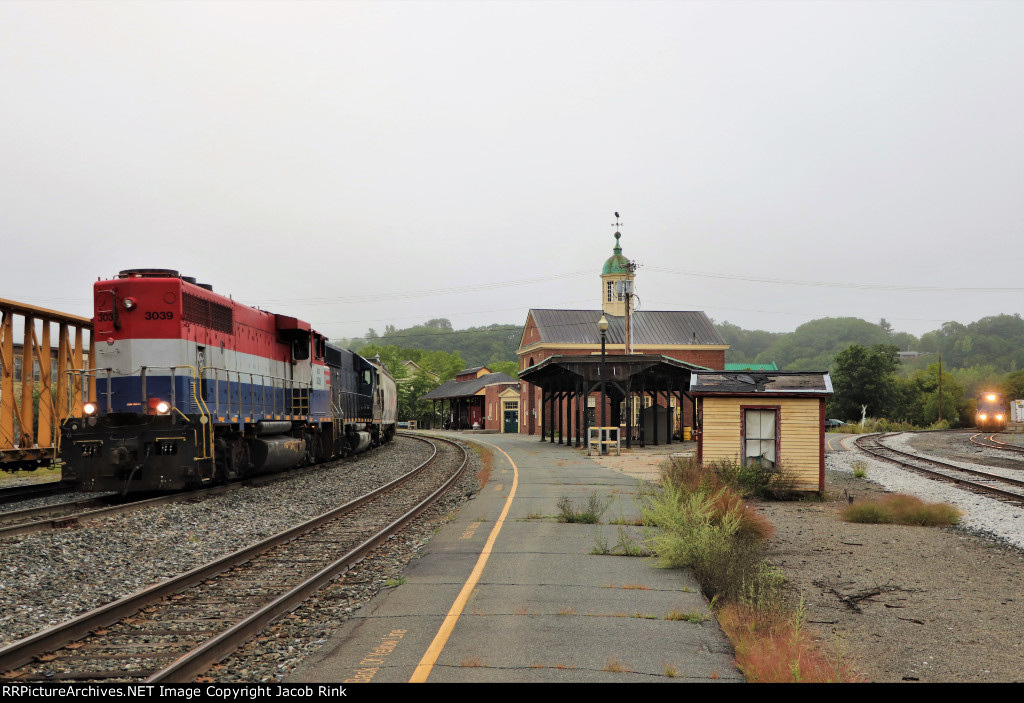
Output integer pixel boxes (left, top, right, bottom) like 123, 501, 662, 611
744, 409, 777, 469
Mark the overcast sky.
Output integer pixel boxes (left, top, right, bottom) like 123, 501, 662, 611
2, 0, 1021, 344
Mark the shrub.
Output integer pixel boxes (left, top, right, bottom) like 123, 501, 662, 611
717, 601, 862, 683
665, 456, 797, 500
842, 494, 961, 526
642, 482, 785, 606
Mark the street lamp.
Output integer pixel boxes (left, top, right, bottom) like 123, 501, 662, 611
599, 315, 608, 454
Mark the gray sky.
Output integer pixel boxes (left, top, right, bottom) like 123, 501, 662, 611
2, 0, 1022, 343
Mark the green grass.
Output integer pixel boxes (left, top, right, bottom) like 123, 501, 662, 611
851, 461, 867, 479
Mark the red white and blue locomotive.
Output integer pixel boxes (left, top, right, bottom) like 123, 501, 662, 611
60, 269, 396, 493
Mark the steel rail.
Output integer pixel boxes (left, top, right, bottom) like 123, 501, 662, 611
0, 435, 462, 681
150, 434, 467, 683
967, 433, 1024, 456
855, 433, 1024, 504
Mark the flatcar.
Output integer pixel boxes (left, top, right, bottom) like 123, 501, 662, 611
975, 392, 1007, 433
59, 269, 396, 493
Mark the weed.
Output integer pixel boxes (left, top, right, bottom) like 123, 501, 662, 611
590, 534, 612, 555
717, 601, 862, 682
557, 492, 613, 523
460, 656, 487, 667
620, 584, 649, 590
603, 658, 631, 673
665, 456, 798, 500
558, 607, 577, 616
614, 526, 651, 556
663, 663, 678, 678
843, 494, 961, 526
632, 613, 658, 619
514, 606, 528, 616
851, 461, 868, 479
524, 510, 544, 520
385, 576, 407, 587
665, 608, 709, 623
608, 513, 644, 526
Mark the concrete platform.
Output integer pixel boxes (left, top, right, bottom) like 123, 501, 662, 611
288, 432, 741, 683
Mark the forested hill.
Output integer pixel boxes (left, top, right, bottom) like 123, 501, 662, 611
717, 314, 1024, 374
336, 313, 1024, 376
339, 318, 522, 368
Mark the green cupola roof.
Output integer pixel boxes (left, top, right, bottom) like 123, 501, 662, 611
602, 231, 630, 275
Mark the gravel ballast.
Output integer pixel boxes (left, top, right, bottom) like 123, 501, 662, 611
0, 437, 439, 646
763, 433, 1024, 682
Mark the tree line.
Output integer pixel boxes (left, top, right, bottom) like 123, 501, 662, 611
336, 314, 1024, 426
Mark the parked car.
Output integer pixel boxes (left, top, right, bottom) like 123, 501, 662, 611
824, 418, 846, 429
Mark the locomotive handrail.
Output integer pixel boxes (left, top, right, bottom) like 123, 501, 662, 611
197, 366, 312, 419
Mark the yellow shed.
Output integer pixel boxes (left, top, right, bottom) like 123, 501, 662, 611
689, 371, 833, 492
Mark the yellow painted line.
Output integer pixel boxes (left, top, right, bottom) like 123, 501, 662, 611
409, 439, 519, 683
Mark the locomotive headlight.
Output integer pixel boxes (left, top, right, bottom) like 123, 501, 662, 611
996, 414, 1004, 421
155, 400, 170, 415
83, 402, 97, 416
123, 297, 137, 310
979, 413, 988, 421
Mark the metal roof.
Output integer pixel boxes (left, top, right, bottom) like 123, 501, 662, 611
723, 362, 779, 371
420, 372, 518, 400
689, 371, 832, 396
526, 309, 726, 347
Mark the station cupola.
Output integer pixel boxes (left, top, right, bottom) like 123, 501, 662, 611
600, 230, 634, 316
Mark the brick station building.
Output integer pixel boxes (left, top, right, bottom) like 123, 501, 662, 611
516, 230, 728, 442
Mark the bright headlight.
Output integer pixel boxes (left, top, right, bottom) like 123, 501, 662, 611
83, 402, 97, 416
155, 401, 170, 415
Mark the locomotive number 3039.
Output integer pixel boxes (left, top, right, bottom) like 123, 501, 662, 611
145, 311, 174, 320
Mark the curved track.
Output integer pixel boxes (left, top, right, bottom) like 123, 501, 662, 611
855, 433, 1024, 505
0, 434, 467, 683
968, 432, 1024, 457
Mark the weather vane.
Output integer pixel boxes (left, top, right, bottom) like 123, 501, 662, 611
612, 211, 622, 230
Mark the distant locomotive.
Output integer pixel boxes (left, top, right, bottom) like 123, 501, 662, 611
60, 269, 396, 493
975, 392, 1007, 433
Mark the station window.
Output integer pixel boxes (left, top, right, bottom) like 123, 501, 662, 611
744, 408, 778, 469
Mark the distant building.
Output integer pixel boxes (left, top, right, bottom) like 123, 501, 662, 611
421, 365, 519, 431
400, 360, 439, 384
517, 230, 727, 439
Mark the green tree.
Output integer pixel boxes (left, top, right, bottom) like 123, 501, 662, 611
829, 344, 900, 421
487, 360, 519, 377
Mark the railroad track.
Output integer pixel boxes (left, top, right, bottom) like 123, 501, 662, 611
0, 480, 70, 505
967, 432, 1024, 457
0, 434, 467, 683
0, 448, 379, 539
855, 433, 1024, 505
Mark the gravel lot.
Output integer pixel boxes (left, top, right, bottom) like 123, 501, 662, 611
762, 433, 1024, 683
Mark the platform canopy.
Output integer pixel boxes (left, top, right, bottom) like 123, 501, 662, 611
519, 354, 710, 448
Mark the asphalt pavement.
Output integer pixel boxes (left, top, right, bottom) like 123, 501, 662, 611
288, 431, 742, 683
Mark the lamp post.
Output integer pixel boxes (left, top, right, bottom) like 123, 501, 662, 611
599, 315, 608, 454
